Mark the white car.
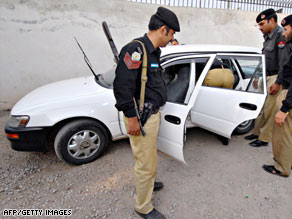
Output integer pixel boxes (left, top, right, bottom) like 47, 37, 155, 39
5, 45, 267, 165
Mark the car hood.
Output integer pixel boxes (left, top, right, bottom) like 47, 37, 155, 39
12, 76, 110, 114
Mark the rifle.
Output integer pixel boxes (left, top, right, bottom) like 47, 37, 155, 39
102, 21, 119, 64
74, 37, 99, 82
102, 21, 146, 136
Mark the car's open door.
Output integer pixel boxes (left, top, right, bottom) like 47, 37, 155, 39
190, 53, 267, 138
157, 54, 216, 164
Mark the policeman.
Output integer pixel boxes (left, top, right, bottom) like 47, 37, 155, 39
262, 14, 292, 177
113, 7, 180, 219
245, 8, 291, 147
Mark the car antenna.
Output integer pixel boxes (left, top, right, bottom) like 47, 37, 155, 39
102, 21, 119, 64
74, 37, 100, 81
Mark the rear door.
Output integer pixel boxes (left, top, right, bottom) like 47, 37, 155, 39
157, 54, 215, 163
190, 53, 267, 138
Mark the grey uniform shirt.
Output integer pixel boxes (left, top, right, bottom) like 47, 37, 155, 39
262, 25, 290, 83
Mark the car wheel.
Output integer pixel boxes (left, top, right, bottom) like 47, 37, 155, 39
54, 119, 108, 165
234, 119, 255, 135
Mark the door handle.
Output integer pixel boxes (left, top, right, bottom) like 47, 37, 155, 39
239, 103, 257, 111
165, 115, 181, 125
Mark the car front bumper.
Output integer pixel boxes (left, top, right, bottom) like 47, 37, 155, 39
5, 124, 50, 151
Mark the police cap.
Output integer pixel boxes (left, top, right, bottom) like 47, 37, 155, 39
256, 8, 276, 23
154, 7, 180, 32
281, 14, 292, 27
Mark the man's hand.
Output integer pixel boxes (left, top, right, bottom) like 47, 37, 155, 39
252, 78, 259, 89
274, 111, 288, 127
269, 83, 280, 95
127, 116, 141, 136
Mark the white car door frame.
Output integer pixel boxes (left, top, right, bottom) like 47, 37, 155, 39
191, 53, 267, 138
157, 54, 216, 164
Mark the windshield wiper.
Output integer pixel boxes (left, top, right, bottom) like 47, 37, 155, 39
74, 37, 100, 82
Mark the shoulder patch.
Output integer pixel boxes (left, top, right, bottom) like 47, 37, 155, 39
124, 52, 142, 69
131, 51, 141, 61
278, 41, 286, 49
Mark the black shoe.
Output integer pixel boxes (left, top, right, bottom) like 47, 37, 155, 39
135, 209, 166, 219
262, 164, 289, 178
249, 140, 268, 147
154, 181, 163, 191
244, 134, 258, 140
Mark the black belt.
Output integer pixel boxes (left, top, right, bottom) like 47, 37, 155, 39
281, 81, 289, 89
137, 100, 160, 114
283, 85, 289, 89
266, 71, 278, 76
144, 102, 159, 114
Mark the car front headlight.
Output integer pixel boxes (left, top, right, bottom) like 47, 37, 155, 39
7, 115, 30, 128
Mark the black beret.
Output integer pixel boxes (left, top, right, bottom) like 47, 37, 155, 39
154, 7, 180, 32
256, 8, 276, 23
281, 14, 292, 27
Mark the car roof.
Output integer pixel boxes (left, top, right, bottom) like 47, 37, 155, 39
161, 44, 262, 60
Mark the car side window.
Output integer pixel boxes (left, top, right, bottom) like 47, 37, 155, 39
202, 55, 264, 94
194, 59, 209, 82
163, 58, 209, 104
234, 57, 264, 93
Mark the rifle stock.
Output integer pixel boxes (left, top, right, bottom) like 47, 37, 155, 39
102, 21, 119, 64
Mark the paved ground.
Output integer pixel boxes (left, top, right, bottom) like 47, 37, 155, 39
0, 110, 291, 219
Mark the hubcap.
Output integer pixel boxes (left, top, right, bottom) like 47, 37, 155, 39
80, 141, 90, 149
237, 120, 252, 131
67, 130, 100, 159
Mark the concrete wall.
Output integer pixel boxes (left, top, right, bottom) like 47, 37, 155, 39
0, 0, 288, 110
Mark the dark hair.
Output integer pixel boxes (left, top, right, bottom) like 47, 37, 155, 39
268, 13, 278, 23
148, 15, 170, 34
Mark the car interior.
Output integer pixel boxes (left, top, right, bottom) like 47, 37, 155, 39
156, 54, 265, 106
164, 63, 191, 104
202, 58, 236, 89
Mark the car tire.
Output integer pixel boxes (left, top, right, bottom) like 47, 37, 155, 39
234, 119, 255, 135
54, 119, 108, 165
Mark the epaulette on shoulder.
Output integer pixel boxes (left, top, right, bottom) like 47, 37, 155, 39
128, 40, 143, 55
276, 28, 285, 37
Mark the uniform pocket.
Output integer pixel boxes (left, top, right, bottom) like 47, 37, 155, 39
265, 45, 274, 52
264, 46, 274, 64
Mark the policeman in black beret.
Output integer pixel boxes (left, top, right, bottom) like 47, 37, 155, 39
113, 7, 180, 219
262, 14, 292, 178
256, 8, 277, 23
281, 14, 292, 42
245, 8, 291, 147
